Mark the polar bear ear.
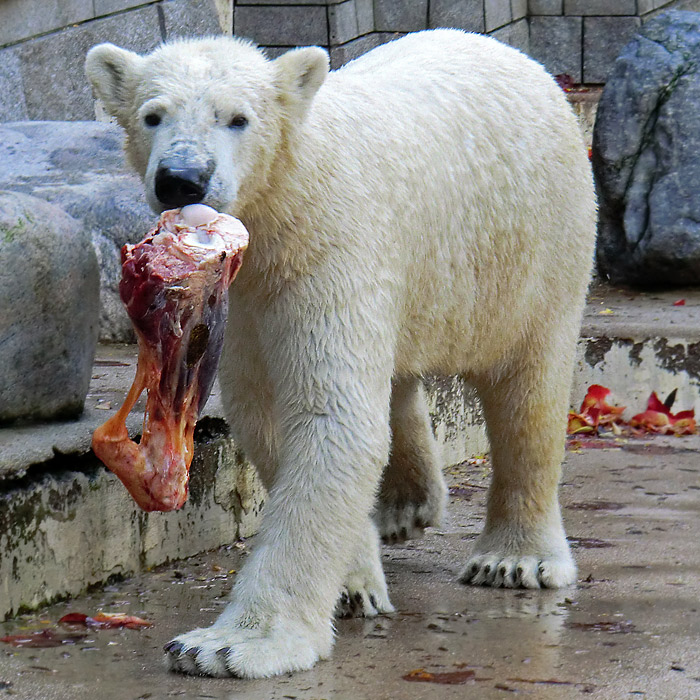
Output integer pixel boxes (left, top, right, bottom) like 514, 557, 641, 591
274, 47, 329, 118
85, 43, 143, 121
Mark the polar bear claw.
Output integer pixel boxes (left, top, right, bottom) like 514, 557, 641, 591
164, 619, 330, 678
459, 552, 577, 589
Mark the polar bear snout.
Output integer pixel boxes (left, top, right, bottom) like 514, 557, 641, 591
154, 158, 214, 208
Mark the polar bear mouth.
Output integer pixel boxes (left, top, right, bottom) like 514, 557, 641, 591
92, 204, 249, 511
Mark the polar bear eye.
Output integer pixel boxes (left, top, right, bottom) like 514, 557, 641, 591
228, 114, 248, 130
144, 113, 161, 128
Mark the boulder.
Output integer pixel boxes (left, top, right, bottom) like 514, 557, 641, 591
593, 10, 700, 286
0, 121, 153, 340
0, 191, 99, 423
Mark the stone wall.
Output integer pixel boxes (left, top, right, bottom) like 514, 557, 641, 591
0, 0, 225, 122
233, 0, 529, 67
1, 0, 699, 121
528, 0, 699, 83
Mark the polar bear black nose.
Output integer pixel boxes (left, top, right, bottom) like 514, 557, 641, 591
155, 162, 211, 208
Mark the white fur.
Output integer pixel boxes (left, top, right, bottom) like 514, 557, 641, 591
86, 29, 596, 678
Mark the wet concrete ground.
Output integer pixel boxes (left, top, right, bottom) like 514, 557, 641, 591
1, 435, 699, 700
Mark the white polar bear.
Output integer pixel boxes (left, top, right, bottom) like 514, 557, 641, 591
85, 29, 596, 678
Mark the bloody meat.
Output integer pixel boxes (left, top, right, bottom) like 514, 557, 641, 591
92, 205, 248, 511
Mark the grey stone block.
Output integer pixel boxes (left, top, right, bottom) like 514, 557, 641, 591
161, 0, 223, 39
0, 121, 153, 342
529, 15, 583, 81
485, 0, 512, 31
565, 0, 636, 15
594, 9, 700, 285
429, 0, 484, 32
329, 0, 360, 46
16, 6, 162, 121
584, 16, 641, 83
374, 0, 427, 32
236, 0, 343, 4
638, 0, 673, 12
641, 0, 699, 16
528, 0, 563, 14
234, 5, 327, 45
491, 17, 530, 52
512, 0, 528, 21
94, 0, 152, 14
0, 191, 99, 424
0, 0, 94, 48
0, 48, 28, 122
330, 32, 399, 69
356, 0, 374, 34
261, 46, 292, 59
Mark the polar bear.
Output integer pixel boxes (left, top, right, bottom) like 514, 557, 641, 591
85, 30, 596, 678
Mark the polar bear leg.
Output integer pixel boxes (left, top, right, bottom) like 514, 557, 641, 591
460, 348, 577, 590
375, 376, 447, 543
218, 299, 279, 487
165, 302, 394, 677
336, 518, 395, 618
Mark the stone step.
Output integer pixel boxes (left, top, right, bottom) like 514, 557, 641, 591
2, 282, 700, 619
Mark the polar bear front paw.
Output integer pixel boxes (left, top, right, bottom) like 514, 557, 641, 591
459, 551, 576, 589
164, 616, 332, 678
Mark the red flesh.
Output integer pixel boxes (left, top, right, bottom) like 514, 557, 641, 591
92, 207, 248, 511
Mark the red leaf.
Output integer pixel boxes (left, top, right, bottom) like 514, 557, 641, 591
673, 299, 686, 306
58, 613, 89, 625
629, 391, 696, 435
554, 74, 575, 91
59, 612, 153, 629
0, 630, 86, 648
403, 668, 477, 684
568, 385, 625, 435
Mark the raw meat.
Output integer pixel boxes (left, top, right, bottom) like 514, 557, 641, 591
92, 204, 248, 511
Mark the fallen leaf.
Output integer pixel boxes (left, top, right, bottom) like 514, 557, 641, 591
0, 630, 87, 648
673, 299, 686, 306
598, 308, 614, 315
554, 73, 575, 91
403, 668, 477, 684
59, 612, 153, 629
567, 620, 635, 634
567, 385, 625, 435
507, 677, 576, 686
629, 391, 696, 436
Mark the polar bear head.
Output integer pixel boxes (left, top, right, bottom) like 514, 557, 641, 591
85, 38, 329, 214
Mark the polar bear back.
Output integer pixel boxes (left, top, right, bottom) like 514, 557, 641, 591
270, 30, 596, 377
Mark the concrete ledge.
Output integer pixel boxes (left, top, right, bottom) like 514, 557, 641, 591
0, 421, 264, 619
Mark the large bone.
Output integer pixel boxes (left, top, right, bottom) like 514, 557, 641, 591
92, 205, 248, 511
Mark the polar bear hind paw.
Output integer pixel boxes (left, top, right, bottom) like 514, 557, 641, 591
335, 585, 395, 619
164, 621, 329, 678
459, 552, 577, 589
375, 496, 444, 544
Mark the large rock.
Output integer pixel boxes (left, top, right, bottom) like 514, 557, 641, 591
0, 121, 153, 340
0, 191, 99, 424
593, 10, 700, 286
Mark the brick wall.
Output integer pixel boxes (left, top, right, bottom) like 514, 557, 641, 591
1, 0, 698, 121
